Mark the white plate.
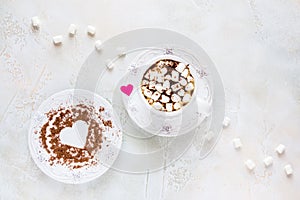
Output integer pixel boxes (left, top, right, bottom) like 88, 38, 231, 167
28, 89, 122, 184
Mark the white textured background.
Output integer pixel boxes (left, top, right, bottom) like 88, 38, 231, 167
0, 0, 300, 199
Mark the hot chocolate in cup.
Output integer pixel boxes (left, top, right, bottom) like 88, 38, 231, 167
125, 54, 209, 136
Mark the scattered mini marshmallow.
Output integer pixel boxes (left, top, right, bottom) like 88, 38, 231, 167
52, 35, 63, 45
68, 24, 77, 36
275, 144, 286, 155
263, 156, 273, 167
95, 40, 102, 51
87, 25, 96, 36
105, 59, 114, 70
284, 164, 293, 176
223, 116, 231, 127
116, 47, 126, 57
245, 159, 256, 171
232, 138, 242, 149
31, 16, 40, 29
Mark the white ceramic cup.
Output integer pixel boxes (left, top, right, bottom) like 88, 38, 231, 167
123, 55, 211, 136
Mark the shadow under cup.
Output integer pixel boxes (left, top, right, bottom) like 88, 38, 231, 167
124, 55, 212, 137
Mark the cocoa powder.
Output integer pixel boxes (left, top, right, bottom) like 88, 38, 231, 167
38, 104, 111, 169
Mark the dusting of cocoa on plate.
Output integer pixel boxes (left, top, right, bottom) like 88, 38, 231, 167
39, 104, 111, 169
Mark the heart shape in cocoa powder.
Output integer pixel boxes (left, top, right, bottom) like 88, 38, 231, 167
59, 120, 88, 149
120, 84, 133, 96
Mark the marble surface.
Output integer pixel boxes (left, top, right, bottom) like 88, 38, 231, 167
0, 0, 300, 199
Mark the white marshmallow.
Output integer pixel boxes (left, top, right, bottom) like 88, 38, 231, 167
155, 84, 163, 93
87, 25, 96, 36
171, 94, 181, 103
284, 164, 293, 176
160, 67, 167, 75
166, 103, 173, 112
31, 16, 40, 29
178, 89, 185, 96
263, 156, 273, 167
149, 71, 158, 81
166, 89, 172, 96
232, 138, 242, 149
171, 83, 181, 92
144, 89, 152, 98
187, 76, 194, 82
105, 59, 114, 70
182, 69, 189, 78
276, 144, 286, 155
171, 70, 179, 82
165, 74, 172, 80
95, 40, 102, 51
179, 77, 187, 86
151, 91, 161, 101
245, 159, 256, 171
174, 102, 181, 110
185, 83, 194, 91
175, 63, 186, 73
142, 80, 149, 85
149, 81, 156, 90
153, 102, 163, 110
182, 93, 191, 103
156, 75, 164, 83
68, 24, 77, 36
52, 35, 63, 45
223, 116, 231, 127
160, 95, 170, 103
117, 47, 126, 57
163, 80, 170, 89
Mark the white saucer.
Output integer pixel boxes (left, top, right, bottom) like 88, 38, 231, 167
28, 89, 122, 184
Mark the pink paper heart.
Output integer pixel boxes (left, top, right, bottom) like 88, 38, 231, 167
120, 84, 133, 96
